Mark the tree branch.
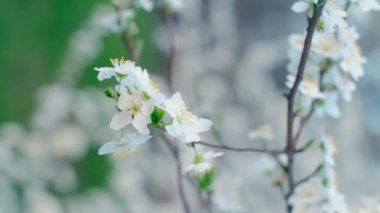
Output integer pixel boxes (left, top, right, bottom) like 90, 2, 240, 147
192, 141, 289, 155
283, 2, 327, 212
161, 133, 191, 213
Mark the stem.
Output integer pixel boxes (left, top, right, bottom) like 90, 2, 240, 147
114, 4, 140, 62
192, 141, 291, 155
163, 8, 176, 88
161, 134, 191, 213
284, 2, 326, 212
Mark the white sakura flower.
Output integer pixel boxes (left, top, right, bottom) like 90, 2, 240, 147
333, 73, 356, 102
125, 66, 165, 104
312, 32, 340, 58
110, 90, 154, 134
321, 130, 337, 166
340, 43, 366, 81
248, 124, 274, 141
184, 151, 223, 174
164, 92, 213, 143
95, 58, 136, 81
322, 2, 347, 32
352, 0, 380, 12
286, 75, 325, 99
291, 1, 310, 13
315, 92, 340, 118
98, 134, 151, 156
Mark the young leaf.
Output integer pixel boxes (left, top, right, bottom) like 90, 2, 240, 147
150, 107, 166, 125
104, 87, 118, 100
197, 169, 216, 191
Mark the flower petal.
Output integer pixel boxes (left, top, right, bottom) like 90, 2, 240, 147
291, 1, 309, 13
164, 92, 184, 117
196, 119, 212, 132
125, 134, 152, 147
95, 67, 115, 81
110, 112, 132, 130
182, 125, 200, 143
98, 142, 119, 155
132, 113, 150, 134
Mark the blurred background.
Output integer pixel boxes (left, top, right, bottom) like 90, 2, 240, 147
1, 0, 380, 212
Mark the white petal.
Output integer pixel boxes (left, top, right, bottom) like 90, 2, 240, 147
182, 125, 200, 143
164, 92, 184, 117
132, 113, 150, 134
95, 67, 115, 81
196, 119, 212, 132
124, 134, 151, 147
98, 142, 119, 155
291, 2, 309, 13
110, 112, 132, 130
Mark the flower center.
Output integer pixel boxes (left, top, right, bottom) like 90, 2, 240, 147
179, 107, 197, 127
131, 104, 141, 113
149, 79, 161, 92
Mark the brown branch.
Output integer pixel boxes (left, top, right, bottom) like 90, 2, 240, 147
192, 141, 289, 155
161, 133, 191, 213
162, 8, 176, 88
113, 4, 140, 62
283, 2, 327, 212
294, 169, 319, 188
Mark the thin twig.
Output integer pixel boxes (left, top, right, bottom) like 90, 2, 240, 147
192, 141, 290, 155
161, 133, 191, 213
114, 4, 140, 62
162, 8, 176, 88
294, 169, 319, 188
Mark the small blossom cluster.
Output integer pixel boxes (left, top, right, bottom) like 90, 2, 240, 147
290, 131, 348, 212
95, 59, 213, 157
287, 0, 379, 118
112, 0, 184, 13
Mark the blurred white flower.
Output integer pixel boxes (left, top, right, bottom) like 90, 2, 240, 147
98, 134, 151, 156
287, 75, 325, 99
352, 0, 380, 12
95, 58, 136, 81
323, 1, 347, 31
164, 92, 212, 143
315, 92, 341, 118
184, 151, 223, 174
248, 124, 274, 141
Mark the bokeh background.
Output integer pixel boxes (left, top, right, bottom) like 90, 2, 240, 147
1, 0, 380, 212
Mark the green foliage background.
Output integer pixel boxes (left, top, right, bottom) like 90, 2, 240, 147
0, 0, 165, 124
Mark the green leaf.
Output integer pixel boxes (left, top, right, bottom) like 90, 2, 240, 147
104, 87, 118, 100
303, 139, 315, 150
197, 169, 216, 191
316, 20, 325, 32
150, 106, 166, 125
314, 163, 325, 174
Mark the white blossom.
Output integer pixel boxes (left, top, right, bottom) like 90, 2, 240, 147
352, 0, 380, 12
164, 92, 212, 143
110, 89, 154, 134
248, 124, 274, 141
98, 134, 151, 156
184, 151, 223, 174
94, 58, 136, 81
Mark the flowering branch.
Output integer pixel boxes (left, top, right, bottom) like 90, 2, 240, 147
113, 4, 141, 62
284, 1, 327, 212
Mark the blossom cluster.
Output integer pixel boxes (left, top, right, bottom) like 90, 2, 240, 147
287, 0, 379, 118
95, 59, 212, 155
289, 131, 349, 212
